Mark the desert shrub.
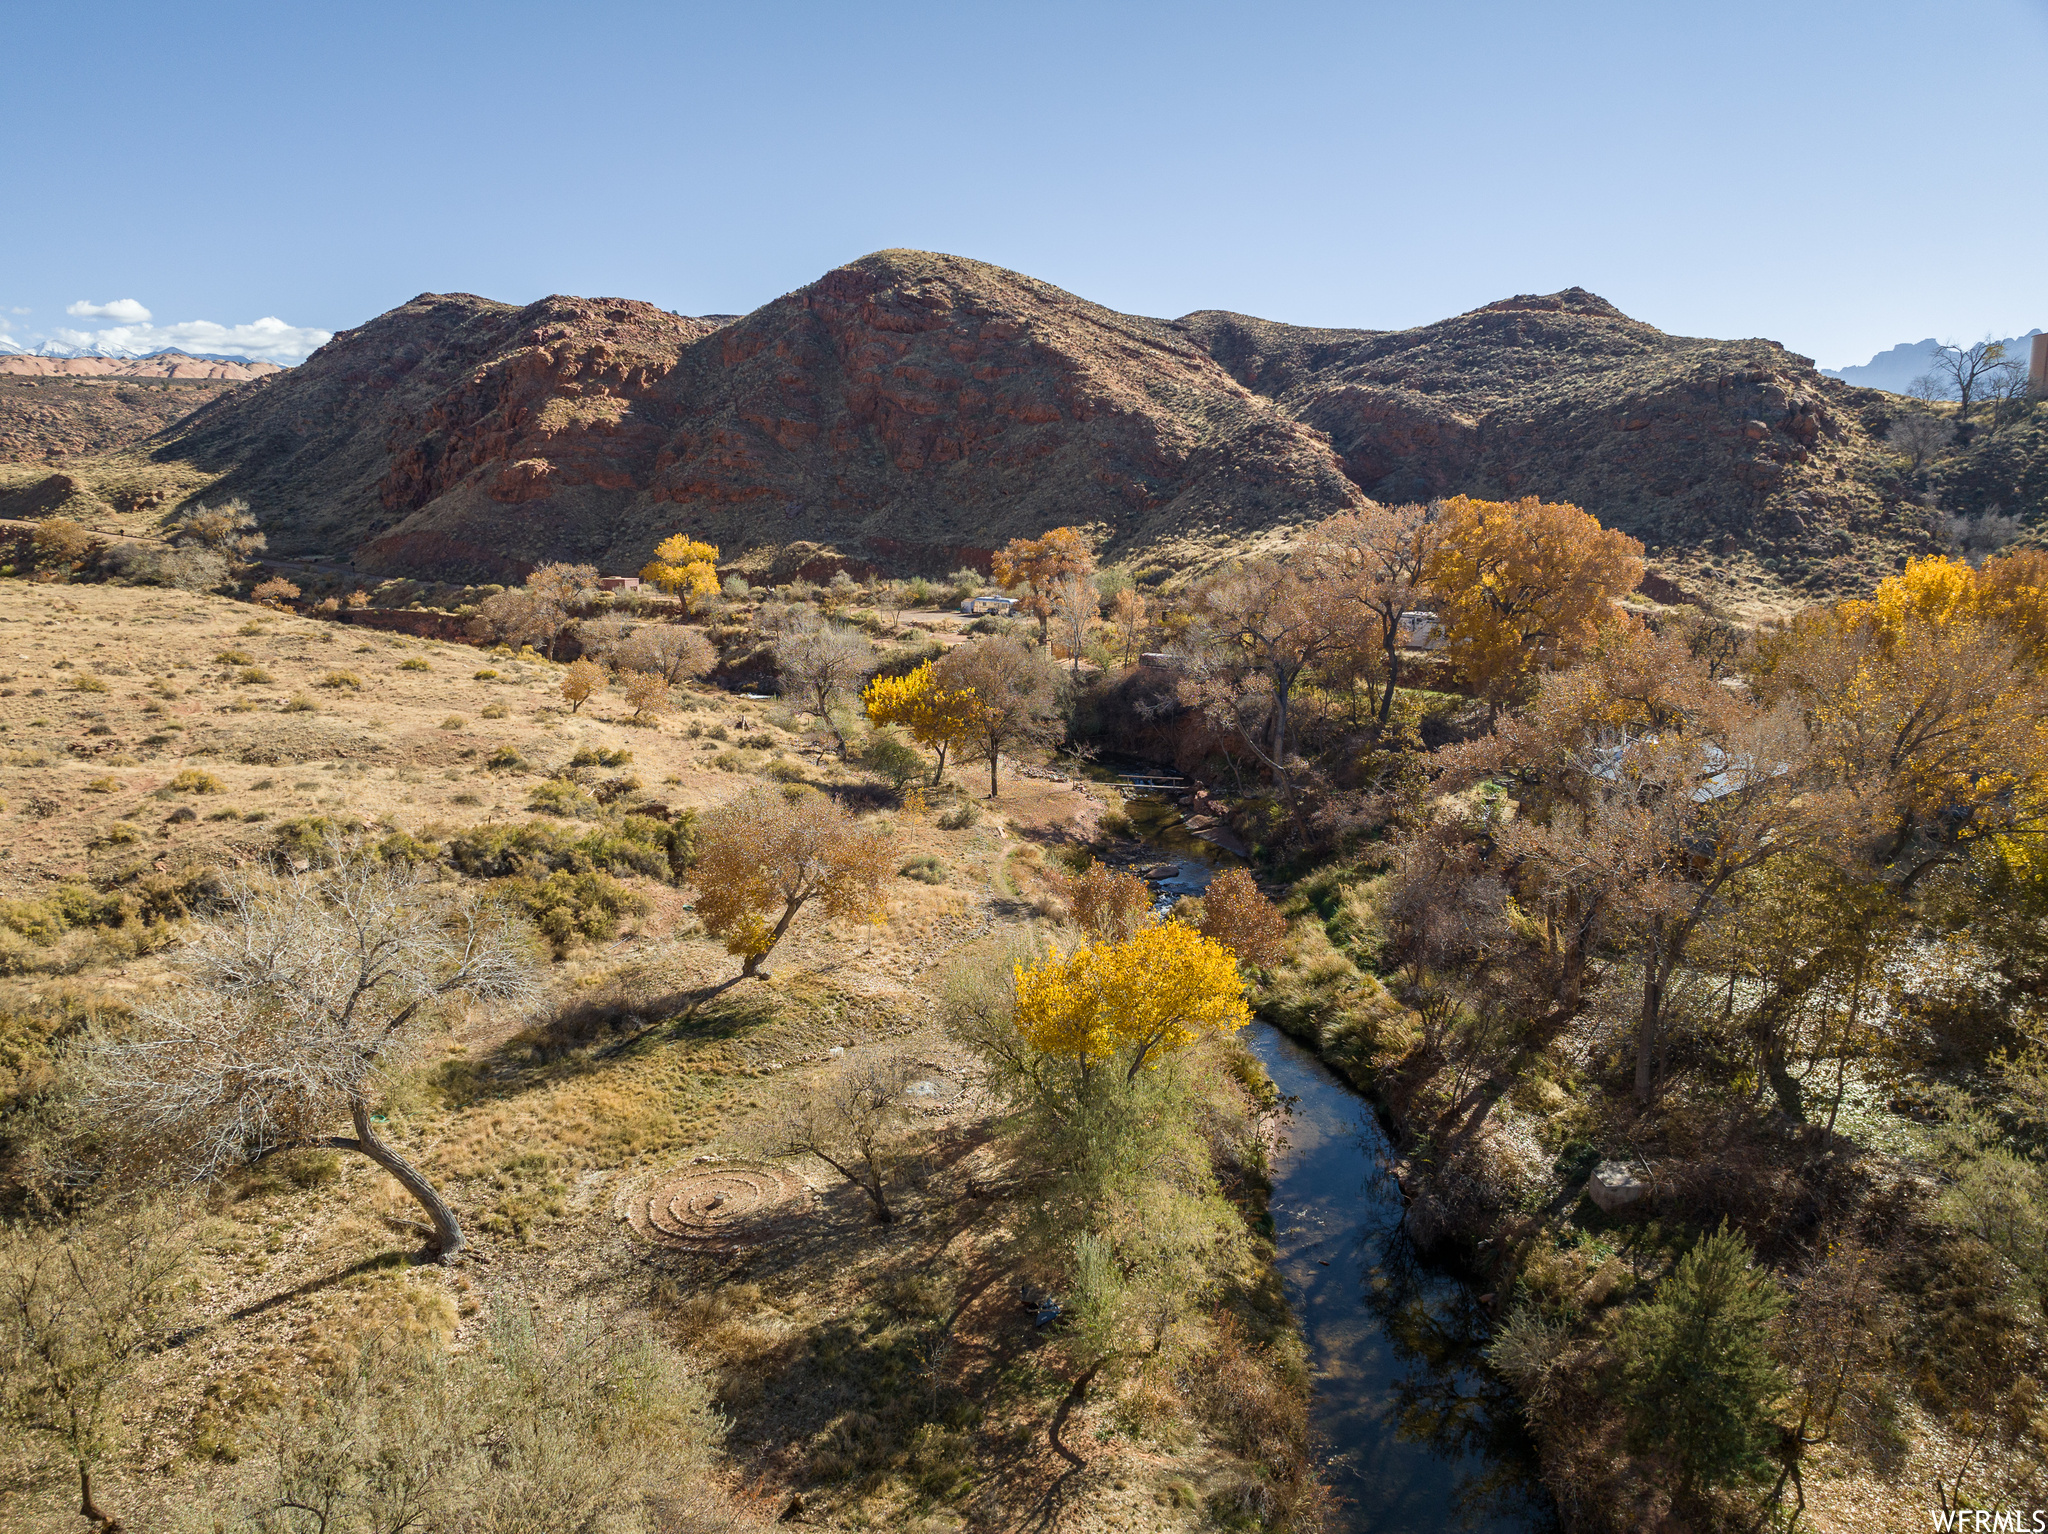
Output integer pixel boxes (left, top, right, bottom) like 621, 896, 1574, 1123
860, 727, 924, 790
765, 758, 806, 783
169, 769, 223, 794
936, 801, 980, 831
282, 693, 317, 712
439, 715, 466, 731
529, 780, 600, 819
71, 673, 109, 693
474, 668, 499, 680
214, 649, 254, 666
480, 703, 509, 719
569, 746, 634, 769
271, 815, 368, 865
236, 667, 272, 685
400, 657, 430, 671
250, 576, 300, 606
240, 1308, 721, 1532
441, 814, 692, 883
100, 542, 231, 592
486, 747, 527, 771
507, 868, 652, 953
899, 854, 945, 885
318, 670, 360, 690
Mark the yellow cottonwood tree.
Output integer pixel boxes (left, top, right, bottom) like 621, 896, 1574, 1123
862, 660, 982, 785
640, 536, 720, 601
1013, 922, 1250, 1083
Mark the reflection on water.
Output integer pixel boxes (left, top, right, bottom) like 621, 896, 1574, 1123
1253, 1022, 1556, 1534
1119, 778, 1555, 1531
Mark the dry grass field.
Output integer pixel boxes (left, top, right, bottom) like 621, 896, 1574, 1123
0, 579, 1295, 1533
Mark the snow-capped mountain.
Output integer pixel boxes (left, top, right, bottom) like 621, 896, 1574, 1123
27, 338, 149, 359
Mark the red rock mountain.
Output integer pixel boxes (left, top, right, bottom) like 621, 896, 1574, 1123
143, 250, 1912, 587
155, 252, 1366, 580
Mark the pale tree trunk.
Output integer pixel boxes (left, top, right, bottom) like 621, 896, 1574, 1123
741, 897, 805, 978
1635, 916, 1666, 1105
342, 1099, 465, 1260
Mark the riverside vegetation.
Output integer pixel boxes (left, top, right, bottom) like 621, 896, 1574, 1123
6, 475, 2048, 1532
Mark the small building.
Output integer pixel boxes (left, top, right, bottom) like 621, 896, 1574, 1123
1396, 610, 1446, 650
959, 594, 1018, 616
597, 576, 642, 593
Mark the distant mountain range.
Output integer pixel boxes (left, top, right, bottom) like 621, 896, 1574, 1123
1823, 331, 2043, 395
0, 338, 278, 367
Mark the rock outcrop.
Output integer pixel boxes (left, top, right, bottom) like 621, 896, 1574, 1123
119, 251, 1919, 590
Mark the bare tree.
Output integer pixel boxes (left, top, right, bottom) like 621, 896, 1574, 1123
690, 789, 895, 978
1884, 411, 1950, 473
1110, 586, 1149, 665
933, 635, 1064, 798
575, 611, 639, 664
172, 497, 266, 557
0, 1202, 191, 1532
76, 854, 534, 1260
471, 564, 598, 659
1302, 501, 1444, 726
767, 1054, 916, 1223
1047, 572, 1097, 676
773, 615, 870, 715
1920, 337, 2011, 431
617, 624, 716, 687
1184, 557, 1345, 804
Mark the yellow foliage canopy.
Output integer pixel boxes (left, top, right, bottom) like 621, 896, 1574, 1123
640, 535, 720, 598
1422, 495, 1645, 703
862, 661, 982, 781
1013, 922, 1250, 1081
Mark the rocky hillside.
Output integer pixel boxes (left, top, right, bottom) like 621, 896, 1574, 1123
49, 252, 1926, 595
0, 376, 248, 463
1181, 290, 1917, 587
148, 253, 1366, 581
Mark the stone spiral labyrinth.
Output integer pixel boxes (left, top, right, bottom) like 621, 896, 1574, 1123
622, 1163, 815, 1249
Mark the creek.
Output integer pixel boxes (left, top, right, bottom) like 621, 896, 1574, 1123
1121, 792, 1557, 1533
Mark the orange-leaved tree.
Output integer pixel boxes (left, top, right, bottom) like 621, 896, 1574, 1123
1422, 495, 1644, 707
1049, 862, 1153, 942
1012, 921, 1249, 1084
1301, 501, 1445, 726
862, 659, 982, 785
690, 789, 894, 978
993, 527, 1094, 645
1194, 867, 1288, 971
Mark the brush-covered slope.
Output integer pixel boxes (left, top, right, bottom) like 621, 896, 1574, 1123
154, 252, 1368, 580
1179, 289, 1912, 574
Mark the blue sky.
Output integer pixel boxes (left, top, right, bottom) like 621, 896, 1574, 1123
6, 0, 2046, 367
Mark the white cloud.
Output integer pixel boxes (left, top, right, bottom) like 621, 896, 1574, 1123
67, 298, 153, 323
46, 315, 333, 365
7, 307, 27, 316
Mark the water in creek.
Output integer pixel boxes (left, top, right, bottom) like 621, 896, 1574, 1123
1122, 792, 1554, 1533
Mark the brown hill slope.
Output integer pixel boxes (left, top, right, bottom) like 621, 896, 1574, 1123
151, 252, 1365, 580
1179, 290, 1914, 579
0, 376, 247, 463
128, 254, 1916, 593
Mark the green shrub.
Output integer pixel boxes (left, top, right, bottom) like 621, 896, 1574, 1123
441, 814, 693, 883
214, 649, 254, 665
529, 780, 600, 819
480, 704, 509, 719
71, 673, 109, 693
899, 854, 945, 885
400, 657, 431, 671
272, 814, 367, 865
238, 667, 273, 685
169, 769, 223, 794
319, 670, 362, 690
569, 746, 633, 768
474, 668, 500, 680
936, 801, 980, 831
439, 715, 466, 731
507, 869, 652, 954
860, 728, 925, 790
486, 746, 526, 771
283, 693, 317, 712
